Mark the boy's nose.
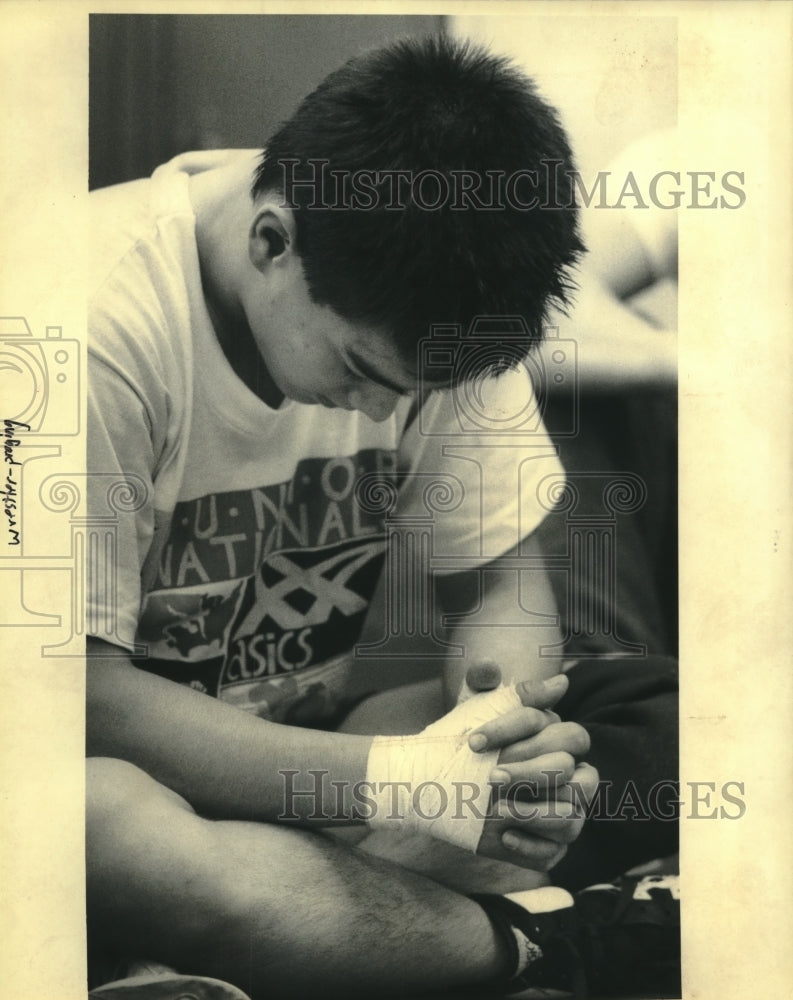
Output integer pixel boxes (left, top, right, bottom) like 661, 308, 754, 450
349, 384, 401, 423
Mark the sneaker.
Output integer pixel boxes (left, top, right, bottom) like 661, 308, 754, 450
472, 890, 586, 998
475, 874, 680, 998
88, 968, 252, 1000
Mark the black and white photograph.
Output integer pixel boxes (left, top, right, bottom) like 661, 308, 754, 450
0, 4, 790, 1000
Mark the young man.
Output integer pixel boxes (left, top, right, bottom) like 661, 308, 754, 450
87, 36, 678, 999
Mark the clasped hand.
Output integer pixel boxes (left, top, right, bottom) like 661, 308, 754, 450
464, 664, 598, 871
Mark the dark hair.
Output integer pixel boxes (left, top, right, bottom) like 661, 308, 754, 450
253, 35, 584, 378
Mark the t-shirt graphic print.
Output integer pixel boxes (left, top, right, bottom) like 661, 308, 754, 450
135, 449, 395, 724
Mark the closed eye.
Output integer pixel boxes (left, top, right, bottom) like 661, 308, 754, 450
343, 349, 414, 396
344, 360, 366, 383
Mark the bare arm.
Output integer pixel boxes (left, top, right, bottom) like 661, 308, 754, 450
540, 136, 679, 392
540, 272, 677, 391
86, 636, 372, 824
86, 636, 590, 866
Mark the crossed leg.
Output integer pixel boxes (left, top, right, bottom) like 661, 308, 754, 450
86, 757, 510, 1000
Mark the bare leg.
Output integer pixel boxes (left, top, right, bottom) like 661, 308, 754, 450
87, 757, 509, 999
334, 681, 549, 895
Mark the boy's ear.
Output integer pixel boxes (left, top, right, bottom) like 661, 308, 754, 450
249, 205, 295, 272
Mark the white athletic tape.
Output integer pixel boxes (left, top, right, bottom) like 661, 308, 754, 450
365, 684, 523, 851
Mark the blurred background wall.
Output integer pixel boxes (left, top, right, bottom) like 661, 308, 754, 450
89, 13, 675, 191
89, 14, 444, 189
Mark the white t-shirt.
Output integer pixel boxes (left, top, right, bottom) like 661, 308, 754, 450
88, 152, 564, 724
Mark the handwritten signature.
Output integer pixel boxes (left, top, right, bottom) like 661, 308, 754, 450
2, 419, 29, 546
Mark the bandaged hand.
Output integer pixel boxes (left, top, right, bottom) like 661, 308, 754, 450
365, 667, 598, 868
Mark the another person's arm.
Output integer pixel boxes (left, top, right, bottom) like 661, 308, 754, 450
540, 268, 677, 390
540, 130, 678, 391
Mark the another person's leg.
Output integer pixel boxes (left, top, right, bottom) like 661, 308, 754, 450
536, 387, 679, 890
551, 654, 678, 891
537, 388, 677, 660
